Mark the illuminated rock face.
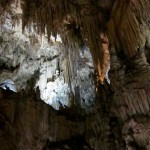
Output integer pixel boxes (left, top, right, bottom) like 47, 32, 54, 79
0, 16, 95, 110
0, 79, 17, 92
35, 53, 95, 110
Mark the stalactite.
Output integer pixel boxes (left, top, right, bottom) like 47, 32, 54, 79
21, 0, 77, 40
20, 0, 108, 80
79, 4, 105, 81
11, 11, 21, 27
108, 0, 150, 58
0, 0, 113, 84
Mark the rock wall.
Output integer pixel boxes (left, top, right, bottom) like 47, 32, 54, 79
109, 46, 150, 149
0, 88, 86, 150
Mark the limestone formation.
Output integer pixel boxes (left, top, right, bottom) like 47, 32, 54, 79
0, 0, 150, 150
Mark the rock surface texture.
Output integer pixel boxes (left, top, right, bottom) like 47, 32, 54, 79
0, 14, 95, 110
0, 0, 150, 150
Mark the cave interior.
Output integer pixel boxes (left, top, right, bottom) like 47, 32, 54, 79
0, 0, 150, 150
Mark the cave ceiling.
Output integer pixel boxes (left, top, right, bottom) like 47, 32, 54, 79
0, 0, 113, 79
0, 0, 150, 85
